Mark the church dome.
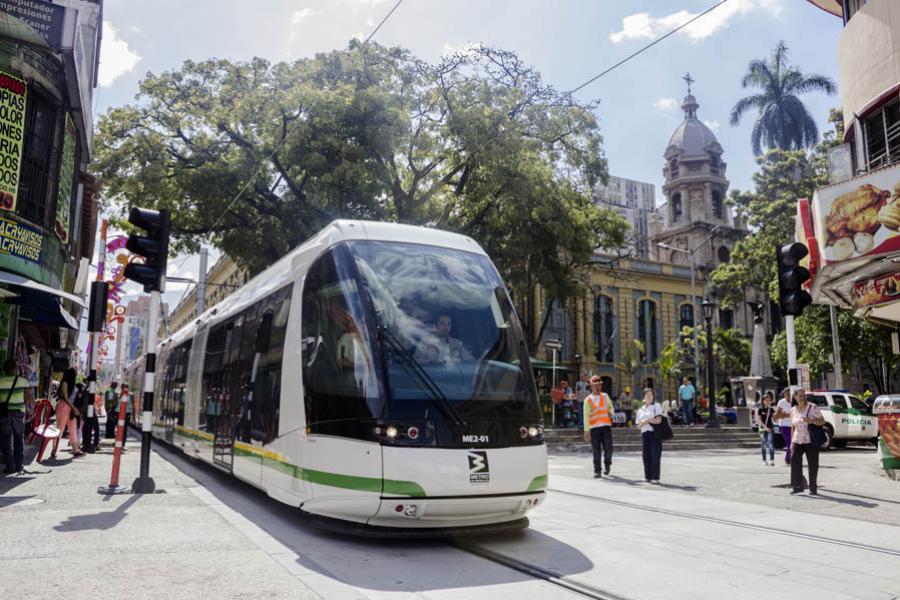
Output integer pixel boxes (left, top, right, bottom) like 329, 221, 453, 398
666, 94, 721, 157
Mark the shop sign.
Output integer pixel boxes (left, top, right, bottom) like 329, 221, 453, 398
813, 163, 900, 265
851, 272, 900, 310
0, 70, 25, 212
0, 215, 41, 263
54, 114, 76, 243
0, 0, 67, 48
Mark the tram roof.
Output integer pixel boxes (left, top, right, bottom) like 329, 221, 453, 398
160, 220, 486, 349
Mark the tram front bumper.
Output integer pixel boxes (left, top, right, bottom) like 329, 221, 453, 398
368, 491, 545, 529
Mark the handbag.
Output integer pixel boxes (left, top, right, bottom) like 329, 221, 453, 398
806, 406, 826, 448
653, 414, 674, 442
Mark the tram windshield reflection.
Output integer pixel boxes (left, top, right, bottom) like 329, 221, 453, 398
350, 241, 540, 421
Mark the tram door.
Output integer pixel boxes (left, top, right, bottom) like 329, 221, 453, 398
212, 319, 241, 470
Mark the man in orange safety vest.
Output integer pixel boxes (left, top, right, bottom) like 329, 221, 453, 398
583, 375, 615, 478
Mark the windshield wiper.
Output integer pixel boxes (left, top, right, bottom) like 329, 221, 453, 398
377, 325, 467, 432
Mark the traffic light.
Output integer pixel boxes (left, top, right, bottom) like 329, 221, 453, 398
123, 207, 170, 293
776, 242, 812, 316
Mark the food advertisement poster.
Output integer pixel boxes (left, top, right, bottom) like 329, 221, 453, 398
852, 273, 900, 310
54, 114, 77, 243
0, 71, 26, 212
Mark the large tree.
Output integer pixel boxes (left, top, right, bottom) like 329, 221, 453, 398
730, 41, 836, 155
95, 41, 628, 345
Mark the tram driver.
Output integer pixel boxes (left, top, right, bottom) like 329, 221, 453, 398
415, 313, 473, 364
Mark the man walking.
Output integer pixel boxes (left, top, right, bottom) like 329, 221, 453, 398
1, 360, 30, 475
583, 375, 614, 478
678, 377, 696, 427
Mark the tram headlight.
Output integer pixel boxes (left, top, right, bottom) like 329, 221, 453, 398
528, 426, 539, 438
385, 425, 399, 439
519, 427, 528, 439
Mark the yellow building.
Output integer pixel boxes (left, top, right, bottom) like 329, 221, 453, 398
536, 83, 766, 401
168, 255, 249, 334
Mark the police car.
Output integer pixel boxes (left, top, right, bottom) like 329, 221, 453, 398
775, 391, 878, 450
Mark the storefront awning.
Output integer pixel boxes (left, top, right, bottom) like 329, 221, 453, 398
530, 358, 573, 371
9, 287, 79, 329
0, 270, 86, 307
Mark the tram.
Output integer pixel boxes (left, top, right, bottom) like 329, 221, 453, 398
150, 220, 548, 534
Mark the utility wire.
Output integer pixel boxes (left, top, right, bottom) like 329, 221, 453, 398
569, 0, 731, 95
206, 0, 405, 235
365, 0, 404, 45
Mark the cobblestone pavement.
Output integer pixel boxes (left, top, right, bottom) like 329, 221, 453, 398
549, 444, 900, 526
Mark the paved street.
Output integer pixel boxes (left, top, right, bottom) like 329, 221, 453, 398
2, 434, 898, 600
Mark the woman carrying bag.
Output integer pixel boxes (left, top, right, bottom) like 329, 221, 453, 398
790, 388, 826, 495
54, 368, 83, 458
636, 388, 664, 484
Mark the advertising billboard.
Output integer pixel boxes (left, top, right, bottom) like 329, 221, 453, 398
813, 163, 900, 266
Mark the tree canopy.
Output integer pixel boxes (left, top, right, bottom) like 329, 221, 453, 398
94, 41, 628, 342
730, 41, 836, 155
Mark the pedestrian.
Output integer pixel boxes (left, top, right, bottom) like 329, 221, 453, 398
558, 377, 575, 428
774, 387, 794, 465
104, 382, 118, 438
620, 389, 632, 425
1, 359, 31, 474
80, 380, 100, 453
124, 384, 133, 426
55, 368, 83, 458
574, 372, 589, 427
678, 376, 696, 427
758, 391, 776, 466
789, 389, 826, 495
583, 375, 614, 478
636, 387, 663, 484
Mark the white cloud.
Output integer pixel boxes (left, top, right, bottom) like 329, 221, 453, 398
98, 22, 141, 87
610, 0, 783, 44
704, 119, 721, 132
654, 97, 678, 113
291, 8, 321, 25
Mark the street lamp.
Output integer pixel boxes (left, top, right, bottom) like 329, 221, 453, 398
657, 224, 721, 394
574, 353, 582, 381
701, 295, 720, 428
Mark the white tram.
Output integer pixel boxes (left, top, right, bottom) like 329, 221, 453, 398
151, 221, 548, 534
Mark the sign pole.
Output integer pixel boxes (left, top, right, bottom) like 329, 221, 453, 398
786, 315, 798, 393
132, 289, 160, 494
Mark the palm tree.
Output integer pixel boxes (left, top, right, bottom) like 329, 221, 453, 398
731, 41, 836, 155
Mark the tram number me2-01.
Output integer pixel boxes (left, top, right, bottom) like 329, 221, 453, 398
463, 434, 490, 444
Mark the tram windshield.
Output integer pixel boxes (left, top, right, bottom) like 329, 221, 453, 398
350, 241, 540, 421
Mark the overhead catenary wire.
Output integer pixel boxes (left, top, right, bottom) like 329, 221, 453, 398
206, 0, 405, 235
568, 0, 731, 95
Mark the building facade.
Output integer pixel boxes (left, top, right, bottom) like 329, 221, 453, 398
168, 254, 249, 335
539, 85, 760, 401
0, 1, 102, 396
594, 175, 656, 258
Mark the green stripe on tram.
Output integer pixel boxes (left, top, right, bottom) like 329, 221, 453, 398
230, 439, 426, 496
527, 474, 548, 492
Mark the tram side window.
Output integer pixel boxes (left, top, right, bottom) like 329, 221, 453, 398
163, 341, 191, 427
302, 249, 380, 430
249, 285, 292, 444
202, 324, 227, 434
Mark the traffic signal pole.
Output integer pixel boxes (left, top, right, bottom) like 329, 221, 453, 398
785, 313, 798, 373
132, 289, 160, 494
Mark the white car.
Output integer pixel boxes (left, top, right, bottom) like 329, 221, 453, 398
775, 391, 878, 450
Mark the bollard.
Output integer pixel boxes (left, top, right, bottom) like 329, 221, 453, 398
98, 393, 131, 495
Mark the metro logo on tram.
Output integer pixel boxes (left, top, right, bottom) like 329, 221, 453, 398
468, 450, 490, 485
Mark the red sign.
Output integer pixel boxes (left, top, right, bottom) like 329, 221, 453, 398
851, 272, 900, 310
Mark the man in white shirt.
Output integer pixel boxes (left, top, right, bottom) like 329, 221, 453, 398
773, 388, 794, 465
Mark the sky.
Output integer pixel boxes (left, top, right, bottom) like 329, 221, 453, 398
85, 0, 845, 360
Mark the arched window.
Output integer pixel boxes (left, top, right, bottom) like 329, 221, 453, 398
637, 299, 658, 362
712, 190, 724, 219
670, 159, 679, 179
679, 303, 694, 337
672, 192, 682, 221
593, 295, 615, 363
718, 245, 731, 263
710, 155, 720, 175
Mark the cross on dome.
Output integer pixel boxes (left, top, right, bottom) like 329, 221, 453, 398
683, 72, 694, 95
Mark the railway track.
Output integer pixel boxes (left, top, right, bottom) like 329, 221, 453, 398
548, 487, 900, 558
454, 539, 634, 600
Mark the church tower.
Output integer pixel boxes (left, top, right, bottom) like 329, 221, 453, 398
653, 74, 745, 271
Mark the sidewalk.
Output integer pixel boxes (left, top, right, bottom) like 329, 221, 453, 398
0, 431, 319, 600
